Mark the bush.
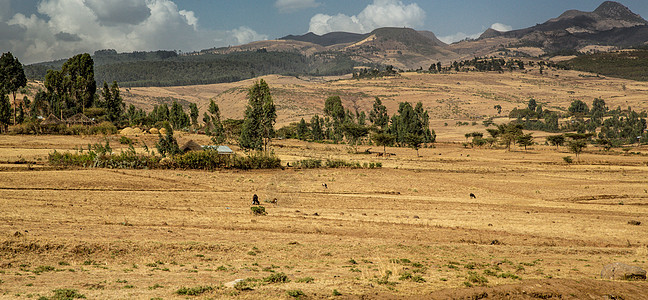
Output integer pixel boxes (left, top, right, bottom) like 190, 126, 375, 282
175, 286, 213, 296
286, 289, 305, 298
48, 288, 86, 299
89, 121, 118, 135
296, 159, 322, 168
119, 136, 133, 144
562, 156, 573, 164
251, 206, 267, 216
466, 271, 489, 285
263, 272, 289, 283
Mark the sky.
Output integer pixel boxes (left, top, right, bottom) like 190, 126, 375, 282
1, 0, 647, 64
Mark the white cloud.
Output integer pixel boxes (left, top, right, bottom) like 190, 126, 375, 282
308, 0, 425, 35
439, 22, 514, 44
438, 32, 481, 44
0, 0, 267, 64
228, 26, 269, 45
275, 0, 320, 13
490, 23, 512, 32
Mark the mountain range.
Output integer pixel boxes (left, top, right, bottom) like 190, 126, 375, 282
263, 1, 648, 69
25, 1, 648, 86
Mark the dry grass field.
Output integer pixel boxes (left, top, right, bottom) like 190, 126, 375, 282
1, 132, 648, 299
2, 70, 648, 299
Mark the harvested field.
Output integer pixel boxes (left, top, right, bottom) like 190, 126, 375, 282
1, 134, 648, 299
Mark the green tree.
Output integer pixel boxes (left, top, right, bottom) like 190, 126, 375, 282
170, 101, 189, 129
0, 52, 27, 125
342, 121, 369, 153
516, 133, 534, 151
207, 100, 225, 144
240, 79, 276, 151
590, 98, 607, 125
405, 132, 424, 157
498, 123, 524, 151
0, 94, 10, 132
324, 95, 345, 141
372, 132, 395, 156
310, 115, 323, 141
62, 53, 96, 113
527, 98, 537, 112
568, 139, 587, 160
103, 81, 124, 123
297, 118, 309, 140
156, 122, 181, 157
189, 102, 199, 128
369, 97, 389, 131
547, 134, 565, 150
568, 99, 589, 116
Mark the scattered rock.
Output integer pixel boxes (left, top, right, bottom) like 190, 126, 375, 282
288, 241, 300, 245
313, 212, 319, 216
13, 231, 22, 237
490, 240, 503, 245
413, 215, 420, 219
224, 279, 245, 288
600, 262, 646, 280
628, 220, 641, 226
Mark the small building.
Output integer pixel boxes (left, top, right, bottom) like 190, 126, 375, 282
180, 140, 203, 153
40, 114, 63, 127
66, 113, 95, 126
202, 145, 234, 155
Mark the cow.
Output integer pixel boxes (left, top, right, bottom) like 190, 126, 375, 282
252, 194, 260, 205
470, 193, 477, 199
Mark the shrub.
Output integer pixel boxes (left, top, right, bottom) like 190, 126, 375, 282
49, 288, 86, 299
467, 271, 489, 285
287, 289, 305, 298
562, 156, 573, 164
332, 289, 342, 296
251, 206, 267, 215
263, 272, 289, 283
296, 277, 314, 283
89, 121, 118, 135
296, 159, 322, 168
119, 136, 133, 144
175, 286, 213, 296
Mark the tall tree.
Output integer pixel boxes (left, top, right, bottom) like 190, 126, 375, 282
62, 53, 96, 113
207, 99, 225, 144
0, 52, 27, 125
169, 100, 189, 129
372, 132, 395, 156
297, 118, 309, 140
310, 115, 323, 141
103, 81, 124, 123
189, 102, 199, 128
369, 97, 389, 131
324, 95, 345, 141
240, 79, 276, 151
0, 94, 10, 132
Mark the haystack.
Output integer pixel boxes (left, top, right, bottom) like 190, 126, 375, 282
180, 140, 203, 152
149, 128, 159, 135
120, 127, 144, 136
159, 127, 168, 135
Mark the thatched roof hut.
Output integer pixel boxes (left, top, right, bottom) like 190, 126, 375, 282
66, 113, 95, 126
180, 140, 203, 153
40, 114, 63, 126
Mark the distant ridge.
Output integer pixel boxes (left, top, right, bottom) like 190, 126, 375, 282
280, 32, 367, 47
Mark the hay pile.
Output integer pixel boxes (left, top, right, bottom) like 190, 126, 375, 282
120, 127, 144, 136
149, 128, 159, 135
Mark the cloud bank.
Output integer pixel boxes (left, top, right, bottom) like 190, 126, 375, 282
0, 0, 267, 64
308, 0, 425, 35
439, 22, 513, 44
275, 0, 320, 13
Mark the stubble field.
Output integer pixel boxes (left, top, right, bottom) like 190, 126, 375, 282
1, 132, 648, 299
3, 69, 648, 298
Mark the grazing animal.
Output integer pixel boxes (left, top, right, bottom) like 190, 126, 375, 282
271, 198, 278, 204
322, 183, 328, 189
470, 193, 476, 199
252, 194, 260, 205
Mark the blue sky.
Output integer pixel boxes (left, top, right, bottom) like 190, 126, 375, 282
1, 0, 647, 64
